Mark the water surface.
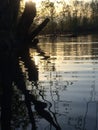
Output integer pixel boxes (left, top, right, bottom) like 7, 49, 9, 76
17, 34, 98, 130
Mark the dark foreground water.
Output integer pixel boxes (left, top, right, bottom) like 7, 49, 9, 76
1, 34, 98, 130
20, 34, 98, 130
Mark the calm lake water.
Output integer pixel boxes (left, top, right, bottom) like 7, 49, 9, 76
15, 34, 98, 130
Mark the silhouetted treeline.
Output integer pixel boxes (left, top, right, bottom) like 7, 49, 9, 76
36, 0, 98, 35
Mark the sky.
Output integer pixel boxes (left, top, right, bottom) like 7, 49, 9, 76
25, 0, 91, 5
24, 0, 92, 7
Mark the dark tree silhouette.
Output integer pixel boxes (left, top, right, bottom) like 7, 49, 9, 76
0, 0, 61, 130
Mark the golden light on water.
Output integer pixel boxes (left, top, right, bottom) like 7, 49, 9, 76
33, 56, 40, 66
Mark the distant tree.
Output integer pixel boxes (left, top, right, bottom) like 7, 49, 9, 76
90, 0, 98, 30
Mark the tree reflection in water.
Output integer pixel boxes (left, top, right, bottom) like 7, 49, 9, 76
0, 38, 61, 130
0, 0, 61, 130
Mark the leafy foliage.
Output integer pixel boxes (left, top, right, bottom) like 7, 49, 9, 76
36, 0, 98, 34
